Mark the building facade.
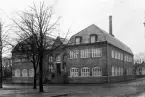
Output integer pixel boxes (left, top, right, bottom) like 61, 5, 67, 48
65, 23, 134, 83
12, 16, 134, 84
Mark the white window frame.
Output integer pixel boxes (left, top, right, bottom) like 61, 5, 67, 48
91, 48, 102, 57
81, 67, 90, 77
115, 67, 118, 76
75, 37, 81, 44
90, 35, 96, 43
22, 69, 28, 77
49, 56, 53, 62
80, 49, 90, 58
92, 67, 102, 76
112, 50, 114, 58
15, 69, 21, 77
69, 50, 79, 59
70, 67, 79, 77
29, 69, 34, 77
115, 51, 118, 59
112, 67, 115, 76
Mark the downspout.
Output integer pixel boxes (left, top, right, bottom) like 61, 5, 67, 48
106, 41, 109, 83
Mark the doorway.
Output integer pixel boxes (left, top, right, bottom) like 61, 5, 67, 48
56, 63, 61, 74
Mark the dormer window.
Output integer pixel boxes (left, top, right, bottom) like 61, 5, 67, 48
75, 36, 82, 44
90, 34, 97, 43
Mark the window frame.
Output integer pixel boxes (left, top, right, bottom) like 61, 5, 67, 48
81, 67, 90, 77
92, 67, 102, 76
70, 67, 79, 77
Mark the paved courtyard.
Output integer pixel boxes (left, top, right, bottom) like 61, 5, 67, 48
1, 78, 145, 97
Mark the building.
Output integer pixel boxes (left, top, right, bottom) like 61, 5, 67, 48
11, 16, 134, 84
65, 16, 134, 83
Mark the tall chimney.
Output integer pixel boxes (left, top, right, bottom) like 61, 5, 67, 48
109, 15, 114, 36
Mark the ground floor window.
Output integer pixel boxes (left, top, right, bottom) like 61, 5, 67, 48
70, 67, 79, 77
92, 67, 102, 76
29, 69, 34, 77
112, 67, 123, 76
22, 69, 28, 77
81, 67, 90, 77
15, 69, 21, 77
127, 68, 132, 75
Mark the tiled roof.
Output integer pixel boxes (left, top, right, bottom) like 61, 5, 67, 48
68, 24, 133, 54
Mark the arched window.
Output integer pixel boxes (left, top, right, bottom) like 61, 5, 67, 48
22, 69, 28, 77
15, 69, 20, 77
29, 69, 34, 77
92, 67, 102, 76
70, 67, 79, 77
81, 67, 90, 77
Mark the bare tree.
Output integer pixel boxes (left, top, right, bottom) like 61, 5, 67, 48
0, 20, 12, 88
13, 2, 62, 92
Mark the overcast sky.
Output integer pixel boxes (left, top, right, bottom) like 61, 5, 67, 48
0, 0, 145, 55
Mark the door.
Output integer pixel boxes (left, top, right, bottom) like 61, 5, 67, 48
56, 63, 61, 74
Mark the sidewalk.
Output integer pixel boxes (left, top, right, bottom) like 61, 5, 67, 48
1, 78, 145, 97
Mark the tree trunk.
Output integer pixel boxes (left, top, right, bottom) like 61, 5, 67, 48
0, 50, 2, 88
0, 24, 2, 88
39, 52, 43, 92
33, 69, 37, 89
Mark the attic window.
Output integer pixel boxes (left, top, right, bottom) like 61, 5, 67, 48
75, 36, 82, 44
90, 34, 97, 43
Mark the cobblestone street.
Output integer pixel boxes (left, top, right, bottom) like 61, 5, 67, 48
1, 78, 145, 97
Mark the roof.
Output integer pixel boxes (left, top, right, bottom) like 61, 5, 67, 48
12, 35, 55, 52
68, 24, 133, 54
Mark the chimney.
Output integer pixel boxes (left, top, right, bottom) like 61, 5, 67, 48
109, 15, 114, 36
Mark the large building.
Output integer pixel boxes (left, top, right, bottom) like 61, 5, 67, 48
64, 16, 134, 83
12, 16, 134, 84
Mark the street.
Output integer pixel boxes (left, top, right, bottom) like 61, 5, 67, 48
1, 78, 145, 97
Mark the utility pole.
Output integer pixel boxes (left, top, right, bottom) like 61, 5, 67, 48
0, 22, 2, 88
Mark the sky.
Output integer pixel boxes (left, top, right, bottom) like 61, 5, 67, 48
0, 0, 145, 56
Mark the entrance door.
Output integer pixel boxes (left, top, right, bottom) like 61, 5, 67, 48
56, 63, 61, 74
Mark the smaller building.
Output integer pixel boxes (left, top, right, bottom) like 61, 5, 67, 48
11, 41, 35, 83
134, 62, 145, 76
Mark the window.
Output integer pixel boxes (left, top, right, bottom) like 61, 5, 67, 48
75, 37, 81, 44
112, 67, 115, 76
118, 67, 121, 76
22, 69, 28, 77
124, 56, 126, 61
49, 65, 54, 73
115, 67, 118, 76
15, 69, 21, 77
49, 56, 53, 62
29, 69, 34, 77
80, 49, 90, 58
70, 67, 79, 77
56, 55, 61, 61
115, 51, 118, 59
92, 67, 102, 76
69, 50, 79, 59
91, 48, 102, 57
120, 68, 123, 75
112, 50, 114, 58
81, 67, 90, 77
118, 52, 120, 60
121, 53, 123, 60
90, 35, 97, 43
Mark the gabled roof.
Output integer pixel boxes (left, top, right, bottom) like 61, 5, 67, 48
68, 24, 133, 54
